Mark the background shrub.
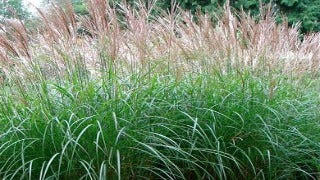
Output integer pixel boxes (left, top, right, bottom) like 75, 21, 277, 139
164, 0, 320, 33
108, 0, 320, 33
36, 0, 320, 32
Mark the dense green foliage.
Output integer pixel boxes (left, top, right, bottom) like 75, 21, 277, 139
276, 0, 320, 32
1, 66, 320, 179
40, 0, 320, 32
168, 0, 320, 32
72, 0, 88, 15
0, 0, 29, 19
112, 0, 320, 33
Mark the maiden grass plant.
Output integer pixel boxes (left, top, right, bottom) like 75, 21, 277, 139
0, 0, 320, 179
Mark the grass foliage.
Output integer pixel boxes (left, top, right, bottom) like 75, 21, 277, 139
0, 0, 320, 179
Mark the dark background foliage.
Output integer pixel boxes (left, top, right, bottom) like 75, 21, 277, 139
154, 0, 320, 33
0, 0, 29, 19
123, 0, 320, 33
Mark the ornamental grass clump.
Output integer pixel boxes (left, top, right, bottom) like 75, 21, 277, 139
0, 0, 319, 179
